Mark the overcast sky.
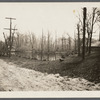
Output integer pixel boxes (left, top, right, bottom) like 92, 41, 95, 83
0, 3, 100, 41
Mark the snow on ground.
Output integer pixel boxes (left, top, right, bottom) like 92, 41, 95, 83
0, 59, 100, 91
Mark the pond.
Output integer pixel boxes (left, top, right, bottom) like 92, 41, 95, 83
14, 51, 63, 61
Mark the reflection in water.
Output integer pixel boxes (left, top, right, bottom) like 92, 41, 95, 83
15, 51, 62, 61
36, 54, 61, 61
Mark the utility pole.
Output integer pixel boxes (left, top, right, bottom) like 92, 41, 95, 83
4, 17, 17, 57
82, 8, 87, 59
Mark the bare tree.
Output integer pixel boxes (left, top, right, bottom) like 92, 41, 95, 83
88, 8, 100, 54
55, 32, 57, 60
74, 31, 77, 53
29, 32, 35, 59
82, 7, 87, 59
47, 31, 50, 61
61, 35, 64, 52
41, 29, 44, 60
3, 32, 9, 56
77, 24, 81, 56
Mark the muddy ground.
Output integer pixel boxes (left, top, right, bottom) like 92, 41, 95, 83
0, 52, 100, 91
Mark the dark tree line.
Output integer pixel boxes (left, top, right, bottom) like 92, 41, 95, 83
75, 7, 100, 59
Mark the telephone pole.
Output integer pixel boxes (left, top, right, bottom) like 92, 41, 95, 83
4, 17, 17, 57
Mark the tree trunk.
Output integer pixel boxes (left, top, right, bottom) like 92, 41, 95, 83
55, 33, 57, 60
41, 30, 43, 61
47, 31, 50, 61
86, 33, 89, 53
99, 31, 100, 41
82, 7, 87, 59
69, 37, 71, 51
89, 36, 92, 54
77, 24, 80, 56
62, 36, 64, 52
75, 38, 77, 53
3, 32, 9, 56
88, 8, 95, 54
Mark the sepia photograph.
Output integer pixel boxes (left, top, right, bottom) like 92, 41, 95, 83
0, 2, 100, 97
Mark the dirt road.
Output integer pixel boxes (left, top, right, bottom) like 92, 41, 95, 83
0, 58, 100, 91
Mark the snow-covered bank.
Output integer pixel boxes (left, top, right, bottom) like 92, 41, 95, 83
0, 58, 100, 91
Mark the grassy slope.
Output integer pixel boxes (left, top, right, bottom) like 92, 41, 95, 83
1, 52, 100, 83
